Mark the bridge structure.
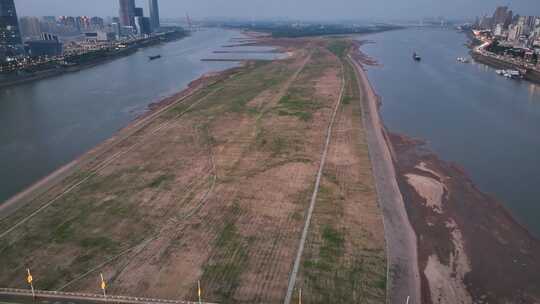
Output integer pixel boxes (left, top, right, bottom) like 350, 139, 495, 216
0, 288, 217, 304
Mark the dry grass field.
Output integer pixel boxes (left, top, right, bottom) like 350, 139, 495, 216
0, 39, 385, 304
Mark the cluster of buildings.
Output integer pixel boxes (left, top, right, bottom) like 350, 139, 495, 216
118, 0, 160, 37
115, 0, 160, 34
20, 16, 107, 38
475, 6, 540, 49
0, 0, 162, 63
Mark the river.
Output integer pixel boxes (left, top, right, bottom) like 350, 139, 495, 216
0, 28, 278, 203
359, 28, 540, 237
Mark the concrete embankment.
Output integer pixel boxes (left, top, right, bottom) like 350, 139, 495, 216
0, 50, 137, 89
471, 52, 540, 84
347, 53, 421, 304
0, 32, 185, 89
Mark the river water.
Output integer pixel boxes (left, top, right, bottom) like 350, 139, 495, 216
360, 28, 540, 237
0, 28, 278, 203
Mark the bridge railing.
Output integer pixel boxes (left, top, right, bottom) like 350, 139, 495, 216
0, 288, 218, 304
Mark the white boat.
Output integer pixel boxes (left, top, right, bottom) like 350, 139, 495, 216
457, 57, 470, 63
502, 70, 522, 79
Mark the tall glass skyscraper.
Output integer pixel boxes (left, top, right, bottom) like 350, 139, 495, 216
119, 0, 136, 27
148, 0, 160, 31
0, 0, 22, 57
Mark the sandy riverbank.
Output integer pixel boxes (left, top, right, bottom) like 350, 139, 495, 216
392, 132, 540, 303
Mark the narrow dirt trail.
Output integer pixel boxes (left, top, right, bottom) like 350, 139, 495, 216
283, 57, 346, 304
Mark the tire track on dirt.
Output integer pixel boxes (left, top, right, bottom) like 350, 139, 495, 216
58, 122, 221, 291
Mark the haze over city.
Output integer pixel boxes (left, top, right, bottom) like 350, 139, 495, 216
15, 0, 540, 20
2, 0, 540, 304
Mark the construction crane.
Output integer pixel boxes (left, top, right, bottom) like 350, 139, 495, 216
185, 13, 194, 32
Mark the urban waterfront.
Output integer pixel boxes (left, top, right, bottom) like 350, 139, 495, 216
361, 28, 540, 237
0, 28, 278, 203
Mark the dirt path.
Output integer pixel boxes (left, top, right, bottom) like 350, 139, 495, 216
347, 55, 421, 304
283, 58, 345, 304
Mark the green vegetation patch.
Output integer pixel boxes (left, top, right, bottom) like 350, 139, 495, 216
327, 40, 351, 58
188, 61, 292, 116
147, 173, 175, 188
201, 203, 250, 304
276, 91, 321, 121
301, 224, 385, 303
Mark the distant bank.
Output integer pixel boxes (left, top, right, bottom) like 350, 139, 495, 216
0, 30, 187, 89
0, 28, 248, 204
471, 52, 540, 84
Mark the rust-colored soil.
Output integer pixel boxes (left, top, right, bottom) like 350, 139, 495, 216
392, 133, 540, 304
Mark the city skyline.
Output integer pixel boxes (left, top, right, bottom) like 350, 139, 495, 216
118, 0, 135, 26
148, 0, 160, 30
13, 0, 540, 20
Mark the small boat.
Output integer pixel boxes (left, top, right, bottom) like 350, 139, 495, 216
148, 55, 162, 60
504, 70, 522, 79
457, 57, 470, 63
497, 69, 522, 79
413, 52, 421, 61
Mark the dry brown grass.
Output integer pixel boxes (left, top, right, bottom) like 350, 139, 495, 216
294, 47, 386, 304
0, 39, 385, 304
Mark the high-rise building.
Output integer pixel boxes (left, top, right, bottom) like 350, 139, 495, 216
59, 16, 76, 28
75, 16, 91, 32
504, 10, 513, 28
119, 0, 135, 27
39, 16, 57, 34
508, 24, 519, 41
517, 16, 533, 37
148, 0, 160, 31
19, 16, 41, 39
524, 16, 536, 31
492, 6, 509, 29
111, 22, 121, 39
0, 0, 23, 57
479, 16, 493, 30
90, 17, 104, 30
494, 23, 505, 37
134, 16, 151, 36
490, 6, 513, 35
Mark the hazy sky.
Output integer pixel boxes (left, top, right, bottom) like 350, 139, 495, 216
15, 0, 540, 20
